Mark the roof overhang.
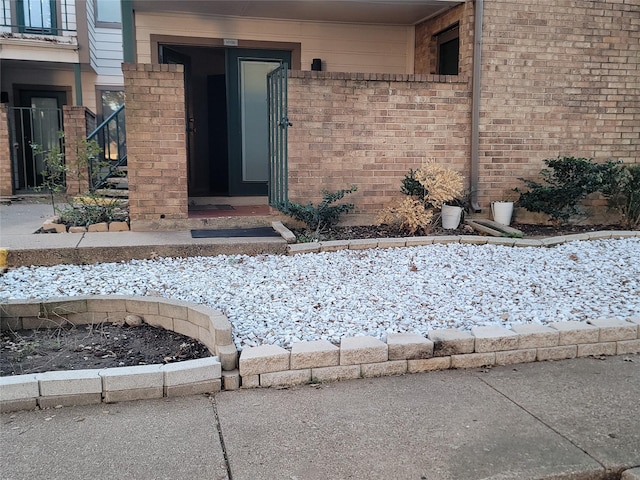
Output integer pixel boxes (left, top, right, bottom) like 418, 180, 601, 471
130, 1, 463, 25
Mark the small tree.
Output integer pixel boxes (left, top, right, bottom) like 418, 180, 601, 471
31, 133, 66, 213
31, 131, 105, 217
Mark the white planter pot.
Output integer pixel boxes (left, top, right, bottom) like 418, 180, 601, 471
491, 201, 514, 226
441, 204, 463, 229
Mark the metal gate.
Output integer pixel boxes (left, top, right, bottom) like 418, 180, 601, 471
267, 63, 290, 207
8, 106, 63, 190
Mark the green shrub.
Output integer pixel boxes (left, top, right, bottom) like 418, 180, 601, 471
278, 186, 357, 237
601, 164, 640, 229
516, 157, 621, 224
401, 169, 428, 199
57, 197, 128, 227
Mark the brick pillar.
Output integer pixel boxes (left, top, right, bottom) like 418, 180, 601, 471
0, 105, 13, 196
63, 106, 92, 196
122, 63, 188, 228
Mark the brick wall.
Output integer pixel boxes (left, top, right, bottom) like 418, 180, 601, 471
0, 105, 12, 196
287, 71, 471, 214
63, 106, 92, 196
476, 0, 640, 206
122, 63, 188, 227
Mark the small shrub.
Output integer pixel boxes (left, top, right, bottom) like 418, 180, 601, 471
278, 186, 357, 238
376, 197, 434, 235
601, 164, 640, 229
413, 162, 464, 209
401, 169, 428, 199
58, 196, 128, 227
377, 161, 465, 234
516, 157, 621, 224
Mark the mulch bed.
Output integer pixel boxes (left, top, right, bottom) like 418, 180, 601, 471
1, 323, 210, 377
290, 223, 629, 242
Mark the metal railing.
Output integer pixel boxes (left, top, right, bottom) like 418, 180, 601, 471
87, 104, 127, 190
1, 0, 77, 36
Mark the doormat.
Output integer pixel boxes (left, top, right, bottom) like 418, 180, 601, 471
189, 204, 235, 211
191, 227, 280, 238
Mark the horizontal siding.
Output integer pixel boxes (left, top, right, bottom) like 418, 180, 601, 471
86, 0, 98, 71
93, 27, 123, 79
135, 12, 413, 74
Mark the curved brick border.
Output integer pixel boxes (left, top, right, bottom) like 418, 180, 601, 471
0, 296, 239, 412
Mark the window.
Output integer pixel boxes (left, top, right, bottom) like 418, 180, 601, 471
436, 24, 459, 75
100, 89, 125, 120
98, 89, 125, 161
95, 0, 121, 26
17, 0, 57, 34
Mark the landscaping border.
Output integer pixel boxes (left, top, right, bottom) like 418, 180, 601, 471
0, 296, 238, 412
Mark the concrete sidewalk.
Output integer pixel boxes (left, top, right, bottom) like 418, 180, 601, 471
0, 201, 287, 266
2, 356, 638, 480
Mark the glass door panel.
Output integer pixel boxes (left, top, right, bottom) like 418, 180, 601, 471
240, 60, 281, 183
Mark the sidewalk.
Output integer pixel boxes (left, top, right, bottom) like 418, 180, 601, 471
0, 201, 287, 267
1, 356, 638, 480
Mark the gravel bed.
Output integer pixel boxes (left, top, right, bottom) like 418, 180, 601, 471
1, 238, 639, 350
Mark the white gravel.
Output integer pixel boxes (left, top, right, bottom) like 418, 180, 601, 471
1, 238, 639, 350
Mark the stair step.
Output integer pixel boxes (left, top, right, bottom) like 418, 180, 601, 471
95, 188, 129, 198
105, 177, 129, 187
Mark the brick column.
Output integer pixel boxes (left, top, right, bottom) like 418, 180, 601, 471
122, 63, 188, 227
63, 106, 92, 196
0, 105, 13, 196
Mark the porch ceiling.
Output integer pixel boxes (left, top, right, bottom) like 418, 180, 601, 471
131, 0, 462, 25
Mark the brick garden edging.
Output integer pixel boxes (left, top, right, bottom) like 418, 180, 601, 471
287, 230, 640, 254
0, 296, 238, 412
238, 319, 640, 389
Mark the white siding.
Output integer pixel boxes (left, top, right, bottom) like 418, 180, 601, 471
86, 0, 98, 71
85, 0, 122, 85
93, 26, 123, 80
135, 12, 414, 74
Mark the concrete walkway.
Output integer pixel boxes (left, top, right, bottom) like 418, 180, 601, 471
0, 200, 287, 266
2, 356, 638, 480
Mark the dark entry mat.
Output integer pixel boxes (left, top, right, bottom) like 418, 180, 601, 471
191, 227, 280, 238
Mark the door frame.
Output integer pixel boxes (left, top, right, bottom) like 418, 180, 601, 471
153, 37, 300, 197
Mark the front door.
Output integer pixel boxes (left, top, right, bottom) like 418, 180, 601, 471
226, 49, 291, 196
14, 89, 66, 189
